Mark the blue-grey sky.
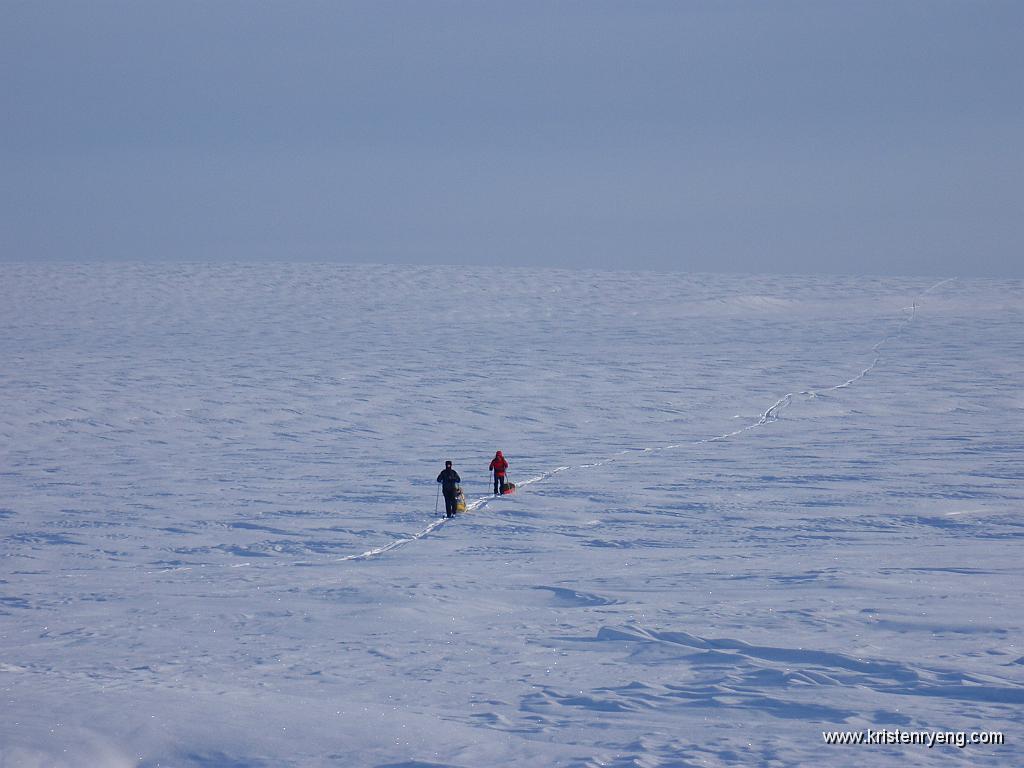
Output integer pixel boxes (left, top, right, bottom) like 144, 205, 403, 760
3, 1, 1022, 276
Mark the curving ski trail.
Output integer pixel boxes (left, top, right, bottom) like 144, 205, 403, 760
332, 277, 955, 562
142, 276, 955, 571
333, 465, 574, 561
738, 276, 958, 433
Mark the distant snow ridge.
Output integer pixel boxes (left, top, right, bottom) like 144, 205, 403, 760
337, 277, 955, 562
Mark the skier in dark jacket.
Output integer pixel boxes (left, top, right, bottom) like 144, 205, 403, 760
436, 460, 462, 518
489, 450, 509, 495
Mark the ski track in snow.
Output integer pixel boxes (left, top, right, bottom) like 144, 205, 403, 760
327, 277, 957, 564
4, 267, 1023, 767
26, 273, 959, 574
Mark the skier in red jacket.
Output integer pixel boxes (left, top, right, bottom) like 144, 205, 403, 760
489, 450, 509, 495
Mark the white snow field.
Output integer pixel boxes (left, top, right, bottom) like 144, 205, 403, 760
1, 264, 1022, 768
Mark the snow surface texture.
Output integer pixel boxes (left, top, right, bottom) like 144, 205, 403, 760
1, 264, 1021, 768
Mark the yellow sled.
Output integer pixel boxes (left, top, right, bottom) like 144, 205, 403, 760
455, 487, 466, 513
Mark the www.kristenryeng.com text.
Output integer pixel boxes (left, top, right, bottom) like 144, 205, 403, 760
823, 729, 1005, 749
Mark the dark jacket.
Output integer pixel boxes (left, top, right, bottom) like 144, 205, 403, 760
436, 468, 461, 495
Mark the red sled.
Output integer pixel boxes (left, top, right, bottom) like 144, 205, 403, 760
500, 482, 516, 495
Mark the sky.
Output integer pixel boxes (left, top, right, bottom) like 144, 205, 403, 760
2, 0, 1022, 277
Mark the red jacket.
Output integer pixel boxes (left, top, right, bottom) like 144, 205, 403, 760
489, 453, 508, 476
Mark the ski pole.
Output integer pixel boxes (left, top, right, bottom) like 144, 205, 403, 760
435, 483, 440, 516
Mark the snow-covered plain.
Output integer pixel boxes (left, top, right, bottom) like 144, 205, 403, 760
1, 264, 1022, 768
